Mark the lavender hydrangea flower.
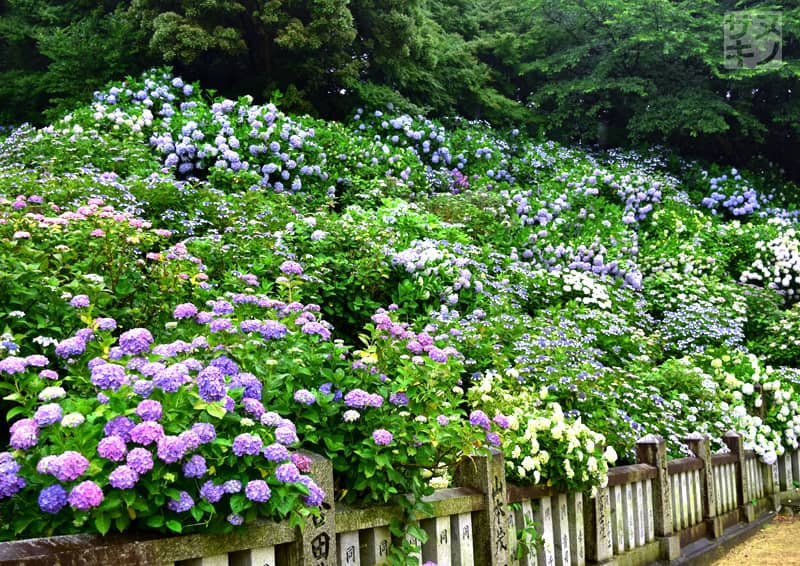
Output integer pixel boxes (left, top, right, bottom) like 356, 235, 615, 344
167, 491, 194, 512
259, 320, 287, 340
108, 465, 139, 489
68, 480, 104, 510
53, 451, 89, 482
39, 369, 58, 380
0, 356, 26, 374
260, 412, 282, 427
263, 443, 290, 462
486, 432, 501, 446
95, 318, 117, 331
133, 379, 154, 398
38, 484, 67, 513
191, 422, 216, 443
173, 303, 198, 319
279, 260, 303, 275
38, 386, 66, 402
136, 399, 163, 421
236, 373, 262, 399
25, 354, 48, 367
10, 423, 39, 450
104, 416, 135, 441
301, 321, 331, 340
126, 447, 154, 474
372, 429, 393, 446
344, 389, 371, 409
298, 476, 325, 506
493, 415, 510, 429
223, 480, 242, 494
118, 328, 154, 355
156, 435, 187, 464
91, 363, 128, 391
54, 336, 86, 358
227, 513, 244, 526
130, 421, 165, 445
153, 364, 187, 393
293, 389, 316, 405
210, 356, 238, 376
245, 480, 271, 502
179, 430, 201, 451
33, 403, 62, 427
197, 366, 226, 402
275, 463, 301, 483
69, 295, 90, 308
275, 426, 298, 445
97, 435, 128, 461
0, 452, 25, 498
209, 318, 232, 333
243, 398, 265, 417
436, 415, 449, 426
200, 480, 224, 503
183, 455, 207, 478
469, 410, 491, 431
232, 433, 263, 457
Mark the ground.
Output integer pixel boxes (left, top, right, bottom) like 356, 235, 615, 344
710, 514, 800, 565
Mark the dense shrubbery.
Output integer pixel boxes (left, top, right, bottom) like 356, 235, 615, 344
2, 70, 800, 563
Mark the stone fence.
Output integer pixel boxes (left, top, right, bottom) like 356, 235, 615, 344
0, 433, 795, 566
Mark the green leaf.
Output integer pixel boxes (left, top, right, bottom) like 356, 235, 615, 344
166, 520, 182, 533
206, 403, 227, 419
145, 515, 164, 529
94, 514, 111, 535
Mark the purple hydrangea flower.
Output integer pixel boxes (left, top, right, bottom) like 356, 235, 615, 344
209, 356, 238, 376
263, 443, 290, 462
38, 484, 67, 513
130, 421, 165, 445
69, 295, 90, 308
183, 455, 207, 478
91, 363, 128, 391
279, 260, 303, 275
153, 364, 187, 393
95, 318, 117, 331
344, 389, 371, 409
108, 465, 139, 489
486, 432, 501, 446
33, 403, 62, 427
389, 392, 409, 406
197, 366, 226, 402
133, 379, 154, 398
232, 433, 263, 457
0, 356, 26, 374
275, 463, 301, 483
167, 491, 194, 512
39, 369, 59, 380
97, 435, 128, 461
260, 412, 281, 427
298, 476, 325, 506
68, 480, 104, 510
156, 435, 187, 464
53, 451, 89, 482
223, 480, 242, 494
179, 430, 201, 451
10, 423, 39, 450
210, 300, 234, 315
191, 422, 217, 443
372, 429, 393, 446
136, 400, 163, 421
291, 453, 312, 473
173, 303, 198, 319
274, 426, 298, 446
301, 321, 331, 340
200, 481, 224, 503
25, 355, 48, 367
245, 480, 271, 502
469, 410, 491, 431
118, 328, 154, 356
0, 452, 25, 498
243, 398, 265, 417
259, 320, 287, 340
493, 415, 510, 429
436, 415, 449, 426
126, 447, 154, 474
293, 389, 316, 405
227, 513, 244, 526
104, 416, 135, 442
235, 373, 262, 399
55, 336, 86, 358
209, 318, 232, 333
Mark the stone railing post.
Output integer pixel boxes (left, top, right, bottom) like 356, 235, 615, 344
684, 433, 722, 538
583, 486, 615, 564
723, 432, 755, 523
636, 435, 680, 561
453, 450, 509, 566
283, 451, 336, 566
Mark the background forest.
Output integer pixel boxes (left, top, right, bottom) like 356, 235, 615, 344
0, 1, 798, 178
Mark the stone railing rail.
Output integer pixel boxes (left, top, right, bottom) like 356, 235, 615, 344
0, 433, 796, 566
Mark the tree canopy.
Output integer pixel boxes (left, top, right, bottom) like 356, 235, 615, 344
0, 0, 798, 177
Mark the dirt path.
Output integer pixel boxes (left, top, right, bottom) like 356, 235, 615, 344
710, 515, 800, 565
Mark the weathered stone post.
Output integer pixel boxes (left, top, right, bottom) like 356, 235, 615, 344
636, 435, 680, 561
684, 433, 723, 539
583, 485, 616, 565
723, 431, 755, 523
453, 450, 509, 566
282, 451, 337, 566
